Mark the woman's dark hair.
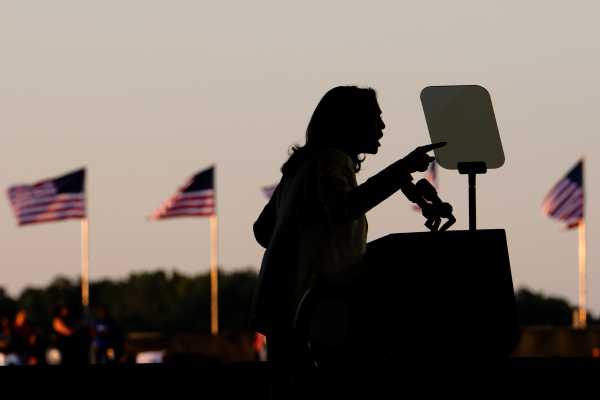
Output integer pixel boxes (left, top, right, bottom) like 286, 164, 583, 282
281, 86, 378, 176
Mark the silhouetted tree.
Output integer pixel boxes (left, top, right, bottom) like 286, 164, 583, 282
0, 287, 17, 318
515, 287, 586, 326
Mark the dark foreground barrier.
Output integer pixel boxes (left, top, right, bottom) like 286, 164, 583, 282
3, 359, 600, 397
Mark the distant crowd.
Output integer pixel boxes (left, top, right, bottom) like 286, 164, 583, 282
0, 304, 124, 365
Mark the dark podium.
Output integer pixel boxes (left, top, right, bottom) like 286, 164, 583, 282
348, 229, 520, 359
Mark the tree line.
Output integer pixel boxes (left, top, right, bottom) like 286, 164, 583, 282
0, 269, 257, 336
0, 269, 595, 336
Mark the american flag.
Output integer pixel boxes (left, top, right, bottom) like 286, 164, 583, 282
542, 160, 584, 229
150, 166, 215, 219
261, 184, 277, 199
7, 169, 86, 226
413, 161, 438, 211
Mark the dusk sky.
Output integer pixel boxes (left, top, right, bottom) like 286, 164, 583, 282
2, 1, 600, 313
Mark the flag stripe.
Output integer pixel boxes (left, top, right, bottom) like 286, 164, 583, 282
152, 211, 215, 219
12, 194, 85, 211
19, 210, 86, 225
550, 187, 582, 217
560, 197, 584, 220
545, 183, 578, 215
542, 184, 571, 212
9, 188, 56, 201
556, 193, 583, 218
168, 194, 214, 203
18, 201, 86, 219
155, 209, 214, 217
162, 202, 214, 211
547, 179, 571, 200
564, 208, 583, 221
542, 180, 574, 210
174, 190, 214, 198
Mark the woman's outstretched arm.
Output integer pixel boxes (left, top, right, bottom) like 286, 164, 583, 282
319, 143, 442, 222
318, 153, 413, 222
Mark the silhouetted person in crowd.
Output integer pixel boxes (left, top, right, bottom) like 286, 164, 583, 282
91, 304, 123, 364
0, 316, 10, 347
52, 305, 90, 365
9, 309, 45, 365
253, 332, 267, 362
252, 86, 442, 370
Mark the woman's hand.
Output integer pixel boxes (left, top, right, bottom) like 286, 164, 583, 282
401, 142, 446, 173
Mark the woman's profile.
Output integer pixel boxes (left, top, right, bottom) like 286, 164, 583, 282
251, 86, 443, 367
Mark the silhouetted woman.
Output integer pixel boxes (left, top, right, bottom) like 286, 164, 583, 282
252, 86, 440, 366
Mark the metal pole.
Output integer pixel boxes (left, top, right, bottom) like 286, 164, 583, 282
468, 173, 476, 231
578, 221, 587, 329
210, 215, 219, 336
81, 218, 90, 308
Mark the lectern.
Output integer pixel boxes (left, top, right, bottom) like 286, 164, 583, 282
355, 229, 520, 359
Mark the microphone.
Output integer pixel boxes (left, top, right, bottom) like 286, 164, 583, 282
415, 179, 442, 204
402, 179, 456, 232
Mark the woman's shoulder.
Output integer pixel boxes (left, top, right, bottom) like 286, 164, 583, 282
311, 148, 352, 167
285, 148, 354, 183
312, 148, 354, 174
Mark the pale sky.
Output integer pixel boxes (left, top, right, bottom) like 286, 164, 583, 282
2, 1, 600, 313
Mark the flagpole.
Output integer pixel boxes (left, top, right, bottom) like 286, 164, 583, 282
578, 220, 587, 329
81, 218, 90, 309
578, 157, 587, 329
210, 214, 219, 336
